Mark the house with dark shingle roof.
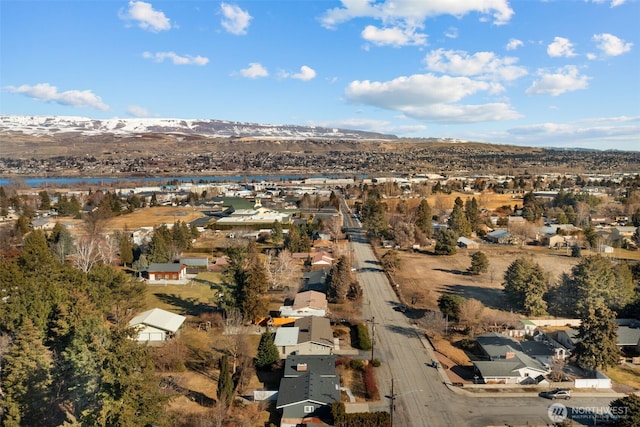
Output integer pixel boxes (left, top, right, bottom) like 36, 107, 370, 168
277, 354, 340, 427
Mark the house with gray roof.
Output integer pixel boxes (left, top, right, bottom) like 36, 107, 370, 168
128, 308, 186, 343
273, 316, 335, 359
277, 355, 340, 427
473, 332, 550, 384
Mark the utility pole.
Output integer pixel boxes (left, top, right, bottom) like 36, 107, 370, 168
369, 316, 377, 361
387, 378, 397, 426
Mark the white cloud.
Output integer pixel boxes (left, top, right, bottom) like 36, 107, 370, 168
142, 51, 209, 65
239, 62, 268, 79
291, 65, 317, 81
220, 3, 252, 35
526, 66, 590, 96
547, 36, 576, 57
126, 105, 150, 117
506, 117, 640, 150
119, 1, 171, 32
592, 33, 633, 56
588, 0, 626, 6
425, 49, 527, 82
345, 73, 521, 123
361, 25, 426, 47
506, 38, 523, 50
5, 83, 109, 111
309, 118, 427, 136
445, 27, 458, 39
320, 0, 514, 29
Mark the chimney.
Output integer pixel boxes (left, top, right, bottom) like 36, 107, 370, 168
296, 363, 308, 372
505, 351, 515, 359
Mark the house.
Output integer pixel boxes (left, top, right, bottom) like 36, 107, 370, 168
279, 291, 328, 318
145, 263, 188, 283
128, 308, 186, 343
274, 316, 335, 359
276, 355, 340, 427
616, 325, 640, 352
300, 269, 329, 293
291, 251, 334, 267
485, 229, 517, 245
473, 332, 549, 384
30, 217, 56, 231
209, 256, 229, 272
555, 328, 580, 350
611, 226, 637, 244
457, 236, 480, 249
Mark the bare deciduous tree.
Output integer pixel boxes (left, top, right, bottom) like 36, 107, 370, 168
72, 235, 100, 273
458, 298, 485, 337
265, 249, 297, 290
97, 233, 119, 266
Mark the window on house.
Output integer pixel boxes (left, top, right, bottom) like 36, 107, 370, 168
304, 405, 314, 413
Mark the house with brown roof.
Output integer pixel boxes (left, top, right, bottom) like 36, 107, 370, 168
145, 263, 188, 284
279, 290, 328, 318
273, 316, 335, 359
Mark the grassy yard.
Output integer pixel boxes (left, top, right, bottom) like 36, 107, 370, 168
605, 364, 640, 390
143, 272, 226, 317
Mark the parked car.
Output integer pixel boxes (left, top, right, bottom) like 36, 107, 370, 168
539, 389, 571, 400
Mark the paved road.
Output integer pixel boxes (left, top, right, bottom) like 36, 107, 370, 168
342, 207, 620, 426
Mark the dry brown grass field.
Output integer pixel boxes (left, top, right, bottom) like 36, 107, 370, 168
391, 245, 581, 312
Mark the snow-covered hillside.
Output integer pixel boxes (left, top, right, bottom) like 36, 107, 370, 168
0, 115, 396, 140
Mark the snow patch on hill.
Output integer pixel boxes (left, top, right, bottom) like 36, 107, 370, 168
0, 115, 397, 140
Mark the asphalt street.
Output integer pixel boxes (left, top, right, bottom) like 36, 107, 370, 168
342, 207, 621, 426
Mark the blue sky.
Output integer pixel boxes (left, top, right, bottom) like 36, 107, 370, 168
1, 0, 639, 151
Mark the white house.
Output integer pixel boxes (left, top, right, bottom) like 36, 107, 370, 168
128, 308, 186, 343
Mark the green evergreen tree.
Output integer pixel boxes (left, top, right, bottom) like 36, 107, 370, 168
217, 355, 234, 406
97, 327, 167, 426
361, 196, 388, 238
468, 251, 489, 275
464, 197, 480, 232
231, 243, 268, 323
415, 199, 433, 238
568, 255, 634, 317
448, 198, 471, 237
437, 293, 465, 323
609, 394, 640, 427
434, 229, 458, 255
0, 319, 54, 426
38, 190, 51, 210
574, 303, 619, 373
271, 220, 283, 246
148, 224, 172, 263
503, 257, 548, 316
255, 331, 279, 370
326, 256, 350, 303
119, 234, 134, 267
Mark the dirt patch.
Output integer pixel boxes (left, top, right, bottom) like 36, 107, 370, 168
393, 245, 580, 311
105, 206, 205, 231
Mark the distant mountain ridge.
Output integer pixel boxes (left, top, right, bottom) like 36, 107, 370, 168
0, 115, 397, 140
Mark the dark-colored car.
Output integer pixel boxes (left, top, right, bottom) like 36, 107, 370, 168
539, 388, 571, 400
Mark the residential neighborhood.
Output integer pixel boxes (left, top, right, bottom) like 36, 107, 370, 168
1, 168, 639, 427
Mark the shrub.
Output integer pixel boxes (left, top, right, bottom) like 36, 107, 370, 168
364, 364, 379, 400
349, 359, 365, 370
371, 358, 381, 367
355, 323, 371, 350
